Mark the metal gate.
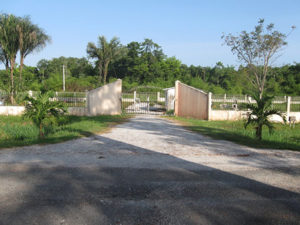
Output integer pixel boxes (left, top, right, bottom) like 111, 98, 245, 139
122, 91, 166, 114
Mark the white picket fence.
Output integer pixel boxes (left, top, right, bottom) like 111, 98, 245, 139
0, 90, 88, 107
211, 94, 300, 112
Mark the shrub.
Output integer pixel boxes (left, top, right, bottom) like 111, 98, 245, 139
245, 94, 285, 140
23, 91, 66, 138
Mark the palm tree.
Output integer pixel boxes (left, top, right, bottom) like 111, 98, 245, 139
0, 14, 20, 104
23, 91, 66, 138
0, 48, 9, 71
17, 16, 50, 90
87, 36, 121, 84
141, 38, 160, 53
244, 94, 285, 140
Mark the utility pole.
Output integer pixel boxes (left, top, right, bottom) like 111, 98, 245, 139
63, 64, 65, 92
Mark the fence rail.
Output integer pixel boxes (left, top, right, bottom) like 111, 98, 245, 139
211, 94, 300, 112
51, 92, 87, 107
0, 90, 87, 107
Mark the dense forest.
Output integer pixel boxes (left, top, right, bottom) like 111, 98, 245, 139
0, 38, 299, 95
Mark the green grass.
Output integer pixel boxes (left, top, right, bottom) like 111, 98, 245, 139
0, 115, 130, 149
168, 117, 300, 151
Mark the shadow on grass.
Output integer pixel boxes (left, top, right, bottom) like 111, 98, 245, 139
0, 134, 82, 149
184, 124, 300, 151
0, 115, 130, 149
290, 136, 300, 143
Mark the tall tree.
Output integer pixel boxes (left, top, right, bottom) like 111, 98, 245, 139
141, 38, 164, 61
222, 19, 295, 98
36, 59, 49, 81
141, 38, 159, 53
0, 14, 21, 103
87, 36, 122, 84
17, 16, 50, 90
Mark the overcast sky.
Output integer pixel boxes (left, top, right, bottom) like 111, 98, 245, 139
1, 0, 300, 68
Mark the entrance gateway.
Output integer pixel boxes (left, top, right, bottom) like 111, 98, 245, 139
122, 90, 166, 114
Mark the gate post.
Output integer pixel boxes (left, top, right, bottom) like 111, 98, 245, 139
174, 80, 180, 116
147, 96, 150, 111
133, 91, 137, 103
86, 91, 90, 116
287, 96, 291, 120
207, 92, 212, 120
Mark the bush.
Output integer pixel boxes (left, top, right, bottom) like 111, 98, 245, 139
166, 109, 174, 116
23, 91, 66, 138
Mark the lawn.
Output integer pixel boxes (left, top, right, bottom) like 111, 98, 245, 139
0, 115, 129, 149
168, 117, 300, 151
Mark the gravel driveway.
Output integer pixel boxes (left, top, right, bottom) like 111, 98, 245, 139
0, 115, 300, 225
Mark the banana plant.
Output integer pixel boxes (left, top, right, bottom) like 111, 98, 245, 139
245, 94, 285, 140
23, 91, 66, 138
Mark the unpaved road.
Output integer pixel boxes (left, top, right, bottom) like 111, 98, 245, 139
0, 115, 300, 225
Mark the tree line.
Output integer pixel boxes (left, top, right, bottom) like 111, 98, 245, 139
0, 15, 299, 101
1, 51, 299, 96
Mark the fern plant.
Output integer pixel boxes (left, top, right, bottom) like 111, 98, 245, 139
245, 94, 285, 140
23, 91, 66, 138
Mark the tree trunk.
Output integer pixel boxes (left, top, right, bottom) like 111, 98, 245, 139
98, 63, 103, 84
5, 62, 9, 87
5, 60, 9, 74
103, 61, 110, 85
256, 124, 262, 140
39, 123, 44, 138
19, 55, 24, 90
259, 85, 264, 99
9, 58, 15, 104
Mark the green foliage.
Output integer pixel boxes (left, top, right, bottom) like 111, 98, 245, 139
0, 32, 300, 96
23, 91, 66, 138
166, 109, 174, 116
87, 36, 123, 84
65, 76, 98, 91
17, 15, 50, 90
0, 14, 21, 103
0, 115, 129, 148
222, 19, 294, 98
244, 94, 285, 140
0, 13, 50, 103
35, 56, 97, 91
43, 72, 63, 91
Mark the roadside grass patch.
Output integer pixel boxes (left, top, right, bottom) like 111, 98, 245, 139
168, 117, 300, 151
0, 115, 129, 149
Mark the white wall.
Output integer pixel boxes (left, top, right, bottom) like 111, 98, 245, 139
0, 80, 123, 117
0, 106, 25, 116
288, 112, 300, 122
210, 110, 300, 123
67, 107, 88, 116
0, 106, 89, 116
165, 87, 175, 111
87, 79, 122, 116
175, 81, 209, 120
210, 110, 248, 121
